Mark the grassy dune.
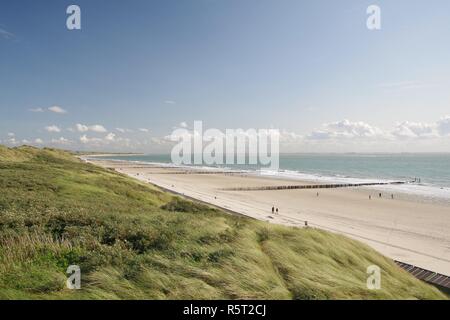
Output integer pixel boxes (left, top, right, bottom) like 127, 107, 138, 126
0, 146, 446, 299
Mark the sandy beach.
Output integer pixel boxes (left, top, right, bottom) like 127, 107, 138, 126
89, 159, 450, 275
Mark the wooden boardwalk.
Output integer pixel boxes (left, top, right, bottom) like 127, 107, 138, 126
395, 261, 450, 291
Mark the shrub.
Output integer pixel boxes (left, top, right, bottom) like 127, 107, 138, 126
161, 198, 209, 213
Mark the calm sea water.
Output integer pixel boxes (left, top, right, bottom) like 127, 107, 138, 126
95, 154, 450, 200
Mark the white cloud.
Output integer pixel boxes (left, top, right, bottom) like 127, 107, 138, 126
297, 116, 450, 153
308, 120, 386, 140
79, 135, 102, 144
436, 116, 450, 136
389, 117, 450, 139
172, 122, 189, 130
150, 137, 166, 145
105, 133, 116, 141
391, 121, 438, 139
139, 128, 149, 133
29, 107, 44, 113
308, 130, 332, 140
48, 106, 67, 114
377, 81, 436, 90
7, 132, 15, 137
45, 125, 61, 133
279, 130, 303, 143
79, 135, 89, 144
28, 106, 67, 114
75, 124, 89, 132
164, 129, 197, 142
328, 120, 385, 138
51, 137, 71, 144
164, 100, 176, 104
116, 128, 133, 133
78, 133, 130, 147
75, 123, 107, 133
90, 125, 107, 133
7, 138, 18, 145
0, 28, 15, 40
34, 138, 43, 144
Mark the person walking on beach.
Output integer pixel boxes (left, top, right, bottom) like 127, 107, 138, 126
379, 193, 382, 198
369, 195, 372, 200
391, 194, 394, 199
272, 206, 275, 214
276, 208, 279, 214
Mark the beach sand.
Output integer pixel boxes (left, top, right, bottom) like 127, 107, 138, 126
89, 159, 450, 275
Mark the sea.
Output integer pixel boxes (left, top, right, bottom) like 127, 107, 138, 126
94, 153, 450, 202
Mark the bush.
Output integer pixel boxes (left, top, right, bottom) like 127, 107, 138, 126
161, 198, 209, 213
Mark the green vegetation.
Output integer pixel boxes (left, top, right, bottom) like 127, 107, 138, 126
0, 145, 446, 299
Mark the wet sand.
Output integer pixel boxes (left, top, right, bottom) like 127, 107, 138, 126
89, 159, 450, 275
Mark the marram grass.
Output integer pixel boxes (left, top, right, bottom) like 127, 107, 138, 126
0, 146, 446, 299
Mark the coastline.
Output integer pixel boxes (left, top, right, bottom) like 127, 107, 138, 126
88, 158, 450, 275
77, 153, 144, 158
86, 154, 450, 205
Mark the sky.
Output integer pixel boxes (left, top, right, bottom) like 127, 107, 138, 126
1, 0, 450, 153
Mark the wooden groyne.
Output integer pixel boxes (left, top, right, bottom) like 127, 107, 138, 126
222, 180, 413, 192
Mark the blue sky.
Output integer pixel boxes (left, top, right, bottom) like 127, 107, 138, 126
1, 0, 450, 152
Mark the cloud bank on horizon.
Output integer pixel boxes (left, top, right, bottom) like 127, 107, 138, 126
2, 115, 450, 153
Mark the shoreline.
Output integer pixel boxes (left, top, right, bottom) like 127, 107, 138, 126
78, 153, 144, 158
88, 158, 450, 275
86, 156, 450, 205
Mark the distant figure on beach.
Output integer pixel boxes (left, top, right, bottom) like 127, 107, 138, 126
379, 193, 382, 198
369, 195, 372, 200
276, 208, 279, 214
391, 194, 394, 199
305, 221, 308, 227
316, 192, 319, 197
272, 206, 275, 214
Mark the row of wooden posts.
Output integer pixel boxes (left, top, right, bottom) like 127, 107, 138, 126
222, 180, 412, 192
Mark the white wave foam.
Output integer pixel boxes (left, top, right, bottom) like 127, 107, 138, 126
257, 169, 450, 201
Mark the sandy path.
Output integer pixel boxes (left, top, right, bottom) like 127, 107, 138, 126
90, 159, 450, 275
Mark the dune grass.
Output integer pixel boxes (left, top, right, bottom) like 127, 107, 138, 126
0, 145, 446, 299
